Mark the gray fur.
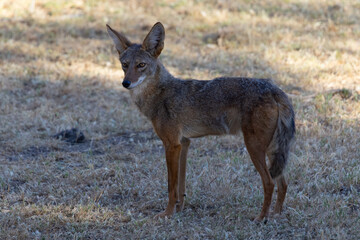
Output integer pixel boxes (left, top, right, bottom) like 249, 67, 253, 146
107, 22, 296, 220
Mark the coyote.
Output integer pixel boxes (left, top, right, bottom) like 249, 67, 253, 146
106, 22, 295, 221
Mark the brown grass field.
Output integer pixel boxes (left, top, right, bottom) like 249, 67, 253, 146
0, 0, 359, 239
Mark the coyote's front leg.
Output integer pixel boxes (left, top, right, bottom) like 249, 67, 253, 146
155, 142, 182, 218
177, 137, 190, 212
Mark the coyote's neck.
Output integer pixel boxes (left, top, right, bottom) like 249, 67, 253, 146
129, 62, 174, 119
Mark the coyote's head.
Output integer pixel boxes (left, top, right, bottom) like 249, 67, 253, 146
106, 22, 165, 89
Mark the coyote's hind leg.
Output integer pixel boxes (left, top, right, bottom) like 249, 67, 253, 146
273, 175, 287, 214
244, 137, 274, 221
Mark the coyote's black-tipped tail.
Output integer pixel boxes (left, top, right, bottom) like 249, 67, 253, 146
267, 92, 295, 179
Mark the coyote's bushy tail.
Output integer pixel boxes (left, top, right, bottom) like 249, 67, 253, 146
267, 92, 295, 179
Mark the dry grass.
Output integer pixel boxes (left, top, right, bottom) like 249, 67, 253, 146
0, 0, 359, 239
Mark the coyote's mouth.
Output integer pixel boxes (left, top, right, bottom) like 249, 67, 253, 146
128, 75, 146, 89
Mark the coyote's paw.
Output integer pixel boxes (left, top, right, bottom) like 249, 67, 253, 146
252, 215, 268, 224
176, 202, 184, 212
270, 211, 281, 217
154, 209, 175, 219
271, 206, 283, 216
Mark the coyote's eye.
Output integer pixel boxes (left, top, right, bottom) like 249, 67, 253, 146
121, 63, 128, 68
137, 62, 146, 68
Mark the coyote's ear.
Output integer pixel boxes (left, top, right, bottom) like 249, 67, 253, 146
142, 22, 165, 58
106, 24, 132, 54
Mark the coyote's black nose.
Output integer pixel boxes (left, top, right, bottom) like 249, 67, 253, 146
122, 80, 131, 88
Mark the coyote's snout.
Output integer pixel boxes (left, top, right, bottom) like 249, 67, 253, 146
107, 22, 295, 221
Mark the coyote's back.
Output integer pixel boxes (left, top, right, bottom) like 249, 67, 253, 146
107, 22, 295, 222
